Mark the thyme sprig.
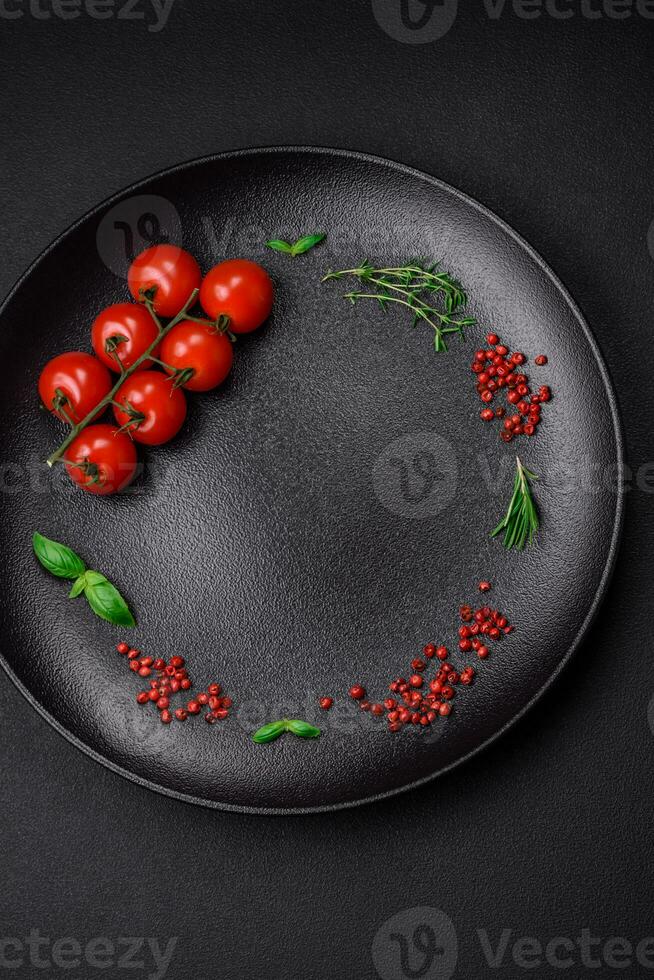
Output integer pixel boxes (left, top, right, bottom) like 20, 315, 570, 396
491, 457, 539, 550
321, 261, 476, 352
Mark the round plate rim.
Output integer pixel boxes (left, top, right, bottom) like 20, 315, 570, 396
0, 145, 625, 815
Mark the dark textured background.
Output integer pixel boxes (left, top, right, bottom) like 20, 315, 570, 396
0, 2, 652, 977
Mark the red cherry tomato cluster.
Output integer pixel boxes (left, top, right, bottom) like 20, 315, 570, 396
117, 642, 234, 726
38, 245, 274, 495
347, 590, 514, 733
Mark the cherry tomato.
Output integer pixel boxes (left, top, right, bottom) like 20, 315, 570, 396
159, 320, 234, 392
127, 244, 201, 318
64, 424, 138, 495
112, 370, 187, 445
39, 352, 112, 425
91, 303, 160, 373
199, 259, 273, 334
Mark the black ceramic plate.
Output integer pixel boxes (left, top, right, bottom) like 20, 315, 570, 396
0, 148, 622, 813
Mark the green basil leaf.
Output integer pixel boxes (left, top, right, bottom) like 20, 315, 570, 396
251, 720, 287, 744
68, 574, 87, 599
33, 532, 86, 580
265, 239, 293, 254
290, 233, 326, 256
84, 572, 135, 628
285, 719, 321, 739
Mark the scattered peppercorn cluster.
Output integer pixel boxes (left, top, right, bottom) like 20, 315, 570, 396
458, 601, 514, 652
119, 587, 512, 737
116, 642, 233, 725
344, 590, 514, 734
472, 333, 551, 441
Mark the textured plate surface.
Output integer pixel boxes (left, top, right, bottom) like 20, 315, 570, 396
0, 148, 622, 813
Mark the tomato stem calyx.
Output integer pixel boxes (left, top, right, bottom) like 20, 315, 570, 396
172, 311, 236, 343
113, 399, 146, 436
64, 457, 104, 486
52, 388, 77, 428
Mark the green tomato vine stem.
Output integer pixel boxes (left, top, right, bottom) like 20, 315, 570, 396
46, 288, 200, 468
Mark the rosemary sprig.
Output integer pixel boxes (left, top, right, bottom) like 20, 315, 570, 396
321, 261, 476, 352
491, 457, 539, 550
